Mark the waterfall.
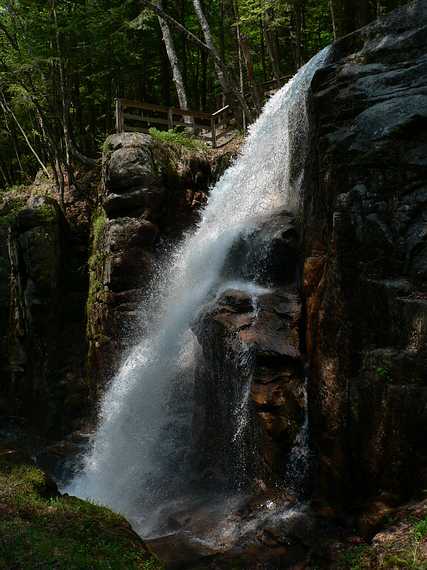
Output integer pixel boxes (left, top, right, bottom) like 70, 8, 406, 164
66, 47, 330, 532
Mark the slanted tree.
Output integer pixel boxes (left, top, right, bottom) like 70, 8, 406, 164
156, 0, 190, 112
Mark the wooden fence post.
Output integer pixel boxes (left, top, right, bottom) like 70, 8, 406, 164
211, 117, 217, 148
115, 99, 124, 133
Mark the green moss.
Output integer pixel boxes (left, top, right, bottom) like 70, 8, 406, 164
101, 138, 114, 155
92, 208, 107, 248
0, 196, 26, 226
0, 452, 163, 569
37, 203, 57, 223
86, 208, 109, 352
149, 127, 207, 151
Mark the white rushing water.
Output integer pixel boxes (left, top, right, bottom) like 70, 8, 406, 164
66, 47, 330, 528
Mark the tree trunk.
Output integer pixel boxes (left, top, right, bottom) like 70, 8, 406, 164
263, 2, 281, 83
330, 0, 371, 39
232, 0, 261, 115
51, 0, 73, 206
141, 0, 253, 123
0, 90, 50, 179
192, 0, 253, 124
292, 0, 305, 70
357, 0, 370, 28
156, 0, 189, 112
240, 34, 262, 113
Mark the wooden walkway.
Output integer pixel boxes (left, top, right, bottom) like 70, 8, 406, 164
114, 76, 292, 148
115, 99, 234, 148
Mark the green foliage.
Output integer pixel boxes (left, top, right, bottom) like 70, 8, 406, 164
0, 452, 163, 569
0, 0, 411, 192
413, 517, 427, 541
149, 127, 207, 150
338, 544, 370, 569
376, 366, 392, 381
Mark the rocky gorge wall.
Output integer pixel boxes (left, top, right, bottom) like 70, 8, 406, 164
0, 135, 230, 437
304, 0, 427, 509
0, 185, 91, 435
0, 3, 426, 566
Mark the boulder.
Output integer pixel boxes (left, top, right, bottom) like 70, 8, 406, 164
87, 132, 214, 388
191, 211, 304, 492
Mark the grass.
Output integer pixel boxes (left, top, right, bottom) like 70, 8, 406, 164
149, 127, 207, 150
336, 515, 427, 569
338, 544, 371, 569
0, 448, 164, 569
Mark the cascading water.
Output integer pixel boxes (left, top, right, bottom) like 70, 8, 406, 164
66, 46, 330, 536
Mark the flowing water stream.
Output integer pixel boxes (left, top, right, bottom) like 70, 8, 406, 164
66, 46, 330, 537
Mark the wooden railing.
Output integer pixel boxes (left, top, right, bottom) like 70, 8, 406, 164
115, 98, 233, 148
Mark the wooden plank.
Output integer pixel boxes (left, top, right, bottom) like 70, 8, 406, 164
124, 114, 170, 126
125, 125, 148, 133
123, 113, 149, 122
172, 121, 209, 130
212, 104, 230, 117
119, 98, 212, 120
121, 99, 169, 114
170, 109, 212, 120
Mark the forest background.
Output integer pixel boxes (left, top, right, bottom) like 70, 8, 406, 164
0, 0, 406, 195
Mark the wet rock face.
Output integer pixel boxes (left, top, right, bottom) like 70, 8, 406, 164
222, 211, 300, 285
304, 1, 427, 506
192, 211, 304, 492
88, 133, 213, 387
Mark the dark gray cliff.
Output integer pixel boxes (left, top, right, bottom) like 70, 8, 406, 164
0, 189, 90, 434
304, 0, 427, 509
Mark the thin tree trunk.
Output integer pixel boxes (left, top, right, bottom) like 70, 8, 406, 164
0, 90, 50, 178
357, 0, 370, 28
0, 162, 10, 187
241, 34, 262, 113
292, 0, 304, 69
140, 0, 253, 123
263, 2, 281, 83
377, 0, 386, 18
156, 0, 189, 113
1, 105, 24, 177
191, 0, 253, 123
329, 0, 369, 38
51, 0, 73, 205
232, 0, 261, 115
235, 15, 246, 129
260, 16, 267, 82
